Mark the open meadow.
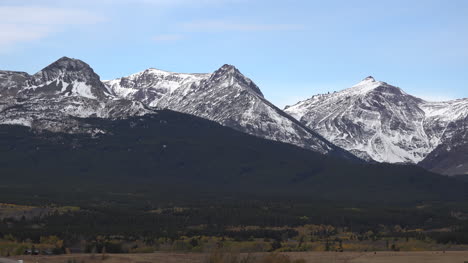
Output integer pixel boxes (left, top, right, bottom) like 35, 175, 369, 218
11, 251, 468, 263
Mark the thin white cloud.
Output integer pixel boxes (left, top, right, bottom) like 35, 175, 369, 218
0, 6, 105, 49
180, 20, 305, 32
152, 34, 185, 43
0, 6, 103, 25
0, 24, 52, 46
151, 20, 304, 45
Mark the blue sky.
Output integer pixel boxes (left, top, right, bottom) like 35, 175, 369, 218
0, 0, 467, 107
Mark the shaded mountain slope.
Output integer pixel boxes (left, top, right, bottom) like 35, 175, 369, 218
0, 110, 466, 204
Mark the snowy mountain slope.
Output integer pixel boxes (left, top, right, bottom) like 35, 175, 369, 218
419, 113, 468, 175
105, 64, 350, 156
285, 77, 430, 163
285, 77, 468, 169
31, 57, 109, 98
0, 57, 152, 133
0, 71, 30, 97
104, 68, 209, 107
418, 100, 468, 175
421, 99, 468, 144
0, 57, 354, 159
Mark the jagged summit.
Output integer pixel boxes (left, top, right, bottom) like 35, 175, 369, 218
216, 64, 239, 73
363, 76, 376, 82
33, 57, 98, 81
132, 67, 209, 79
28, 57, 109, 99
144, 67, 205, 76
50, 56, 86, 66
284, 77, 401, 112
347, 76, 383, 93
147, 67, 173, 72
211, 64, 241, 80
209, 64, 264, 97
0, 57, 152, 132
337, 76, 406, 98
106, 63, 264, 99
104, 66, 210, 106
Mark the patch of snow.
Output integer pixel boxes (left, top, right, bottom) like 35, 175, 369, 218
68, 81, 96, 99
1, 118, 32, 127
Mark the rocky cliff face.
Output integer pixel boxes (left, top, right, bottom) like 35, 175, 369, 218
419, 103, 468, 175
285, 77, 468, 174
0, 57, 151, 133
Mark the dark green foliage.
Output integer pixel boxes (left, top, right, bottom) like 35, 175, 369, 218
430, 221, 468, 244
0, 110, 468, 244
0, 110, 465, 205
270, 240, 282, 251
189, 238, 199, 248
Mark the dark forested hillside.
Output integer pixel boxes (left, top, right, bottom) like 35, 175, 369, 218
1, 110, 468, 252
0, 110, 466, 206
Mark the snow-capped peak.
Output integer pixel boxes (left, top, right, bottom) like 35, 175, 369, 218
209, 64, 264, 97
285, 75, 468, 167
33, 57, 93, 81
217, 64, 239, 73
210, 64, 243, 81
28, 56, 110, 99
362, 76, 376, 82
135, 68, 209, 79
104, 67, 210, 106
346, 76, 384, 94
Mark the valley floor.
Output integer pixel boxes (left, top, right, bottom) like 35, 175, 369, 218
11, 251, 468, 263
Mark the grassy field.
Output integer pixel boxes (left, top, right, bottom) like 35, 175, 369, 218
11, 251, 468, 263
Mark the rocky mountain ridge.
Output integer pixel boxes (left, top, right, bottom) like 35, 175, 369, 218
285, 77, 468, 174
0, 57, 352, 159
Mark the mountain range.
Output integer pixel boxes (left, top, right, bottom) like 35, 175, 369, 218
0, 57, 467, 175
0, 57, 353, 159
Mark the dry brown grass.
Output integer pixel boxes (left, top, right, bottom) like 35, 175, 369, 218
11, 251, 468, 263
204, 251, 305, 263
14, 253, 205, 263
